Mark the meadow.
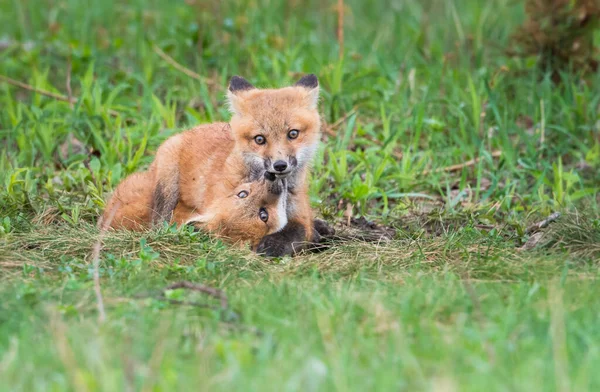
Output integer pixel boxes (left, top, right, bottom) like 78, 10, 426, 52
1, 0, 600, 390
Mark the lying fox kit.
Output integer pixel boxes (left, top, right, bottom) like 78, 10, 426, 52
150, 75, 322, 256
103, 171, 287, 249
176, 178, 288, 248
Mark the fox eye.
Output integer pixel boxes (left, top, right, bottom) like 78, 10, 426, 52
288, 129, 299, 139
237, 190, 249, 198
259, 207, 269, 222
254, 135, 266, 145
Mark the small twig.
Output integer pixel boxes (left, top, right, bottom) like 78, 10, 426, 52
164, 281, 229, 309
540, 100, 546, 151
66, 56, 74, 109
323, 106, 357, 137
330, 107, 357, 129
344, 203, 353, 226
0, 261, 27, 268
121, 294, 221, 312
422, 150, 502, 175
336, 0, 344, 60
518, 231, 544, 251
64, 57, 78, 160
92, 200, 121, 323
162, 299, 214, 309
152, 44, 221, 89
0, 74, 75, 103
525, 212, 561, 234
474, 224, 496, 230
0, 74, 120, 117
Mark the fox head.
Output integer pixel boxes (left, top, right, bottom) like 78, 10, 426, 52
227, 74, 321, 181
184, 176, 288, 248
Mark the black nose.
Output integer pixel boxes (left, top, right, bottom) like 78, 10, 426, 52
273, 160, 288, 172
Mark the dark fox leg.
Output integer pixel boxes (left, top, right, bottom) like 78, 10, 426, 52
312, 218, 335, 240
255, 219, 308, 257
150, 177, 179, 225
256, 186, 314, 257
148, 134, 183, 226
256, 218, 335, 257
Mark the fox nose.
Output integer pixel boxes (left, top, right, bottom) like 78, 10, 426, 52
273, 160, 288, 172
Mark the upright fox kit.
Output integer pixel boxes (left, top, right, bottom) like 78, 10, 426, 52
103, 169, 288, 249
151, 75, 322, 256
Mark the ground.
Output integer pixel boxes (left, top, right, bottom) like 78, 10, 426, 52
1, 0, 600, 390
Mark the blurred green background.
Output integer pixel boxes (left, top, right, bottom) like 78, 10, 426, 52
1, 1, 600, 391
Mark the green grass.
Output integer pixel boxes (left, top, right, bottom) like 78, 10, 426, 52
1, 0, 600, 390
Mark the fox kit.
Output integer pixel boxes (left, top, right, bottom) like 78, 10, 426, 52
173, 177, 288, 249
151, 75, 322, 256
103, 170, 288, 249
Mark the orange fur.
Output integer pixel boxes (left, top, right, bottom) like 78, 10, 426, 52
102, 75, 321, 254
102, 166, 287, 249
103, 172, 153, 230
227, 76, 321, 243
176, 179, 287, 249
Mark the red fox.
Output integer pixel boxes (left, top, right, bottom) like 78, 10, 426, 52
102, 168, 288, 250
149, 75, 322, 256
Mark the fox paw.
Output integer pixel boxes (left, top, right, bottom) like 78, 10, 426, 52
256, 222, 307, 257
255, 235, 298, 257
313, 218, 335, 242
256, 219, 335, 257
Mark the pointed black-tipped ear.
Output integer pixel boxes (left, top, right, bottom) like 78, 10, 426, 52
227, 76, 255, 115
228, 76, 255, 93
294, 74, 319, 109
294, 74, 318, 89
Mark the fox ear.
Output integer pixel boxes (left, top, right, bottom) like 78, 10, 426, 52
295, 74, 318, 89
184, 213, 213, 225
294, 74, 319, 109
227, 76, 255, 115
229, 76, 255, 93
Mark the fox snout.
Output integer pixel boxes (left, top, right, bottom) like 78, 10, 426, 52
264, 157, 297, 177
273, 160, 288, 172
